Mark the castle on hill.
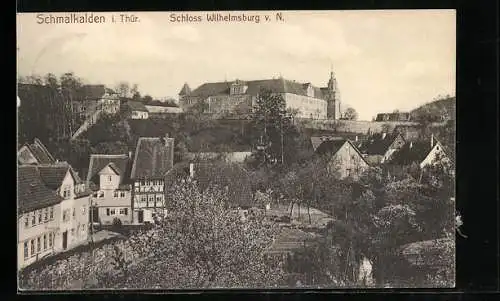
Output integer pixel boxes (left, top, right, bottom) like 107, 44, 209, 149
178, 71, 341, 120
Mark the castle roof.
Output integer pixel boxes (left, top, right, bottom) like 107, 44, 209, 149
189, 78, 328, 99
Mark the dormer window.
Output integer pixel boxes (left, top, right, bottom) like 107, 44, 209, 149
230, 80, 247, 95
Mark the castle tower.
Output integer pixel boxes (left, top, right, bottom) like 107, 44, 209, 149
178, 83, 192, 110
326, 69, 341, 120
178, 83, 191, 100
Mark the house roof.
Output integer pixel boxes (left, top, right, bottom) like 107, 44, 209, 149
311, 133, 367, 151
165, 161, 254, 208
86, 154, 130, 187
18, 138, 56, 165
397, 238, 453, 267
313, 137, 345, 154
130, 137, 174, 179
126, 101, 148, 112
315, 139, 348, 156
178, 83, 192, 96
390, 137, 449, 166
315, 139, 370, 166
266, 228, 320, 255
77, 85, 106, 100
37, 164, 73, 190
18, 165, 64, 214
357, 132, 403, 155
389, 140, 432, 165
189, 78, 327, 99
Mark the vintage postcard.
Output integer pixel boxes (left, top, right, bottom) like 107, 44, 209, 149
17, 10, 456, 290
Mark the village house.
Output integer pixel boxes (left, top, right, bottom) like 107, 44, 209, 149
356, 132, 406, 165
375, 112, 412, 122
185, 150, 253, 164
18, 165, 62, 270
37, 163, 92, 251
389, 134, 454, 172
86, 154, 133, 226
178, 71, 341, 120
18, 138, 56, 165
126, 101, 149, 119
130, 135, 174, 224
73, 85, 120, 119
70, 85, 121, 140
315, 138, 370, 180
144, 98, 183, 115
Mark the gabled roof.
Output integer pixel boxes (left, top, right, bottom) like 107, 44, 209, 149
315, 139, 348, 156
165, 161, 254, 208
130, 137, 174, 179
86, 154, 130, 187
178, 83, 192, 96
315, 139, 370, 166
311, 133, 367, 152
126, 101, 148, 112
18, 138, 56, 165
189, 78, 327, 99
358, 132, 403, 156
389, 139, 436, 165
98, 162, 122, 175
18, 165, 64, 214
37, 164, 73, 190
77, 85, 106, 100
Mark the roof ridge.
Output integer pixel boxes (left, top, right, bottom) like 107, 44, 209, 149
130, 137, 142, 179
90, 154, 128, 157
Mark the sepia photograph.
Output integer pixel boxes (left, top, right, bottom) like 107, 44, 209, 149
17, 10, 456, 290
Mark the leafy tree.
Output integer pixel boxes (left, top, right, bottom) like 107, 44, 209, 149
44, 73, 59, 89
105, 180, 285, 288
115, 81, 130, 98
18, 75, 43, 85
250, 88, 298, 167
342, 107, 358, 120
142, 95, 153, 103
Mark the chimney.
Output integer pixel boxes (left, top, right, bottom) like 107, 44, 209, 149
382, 132, 387, 139
431, 133, 434, 148
355, 135, 358, 142
189, 163, 195, 178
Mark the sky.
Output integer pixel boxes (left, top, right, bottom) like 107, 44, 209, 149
17, 10, 456, 121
